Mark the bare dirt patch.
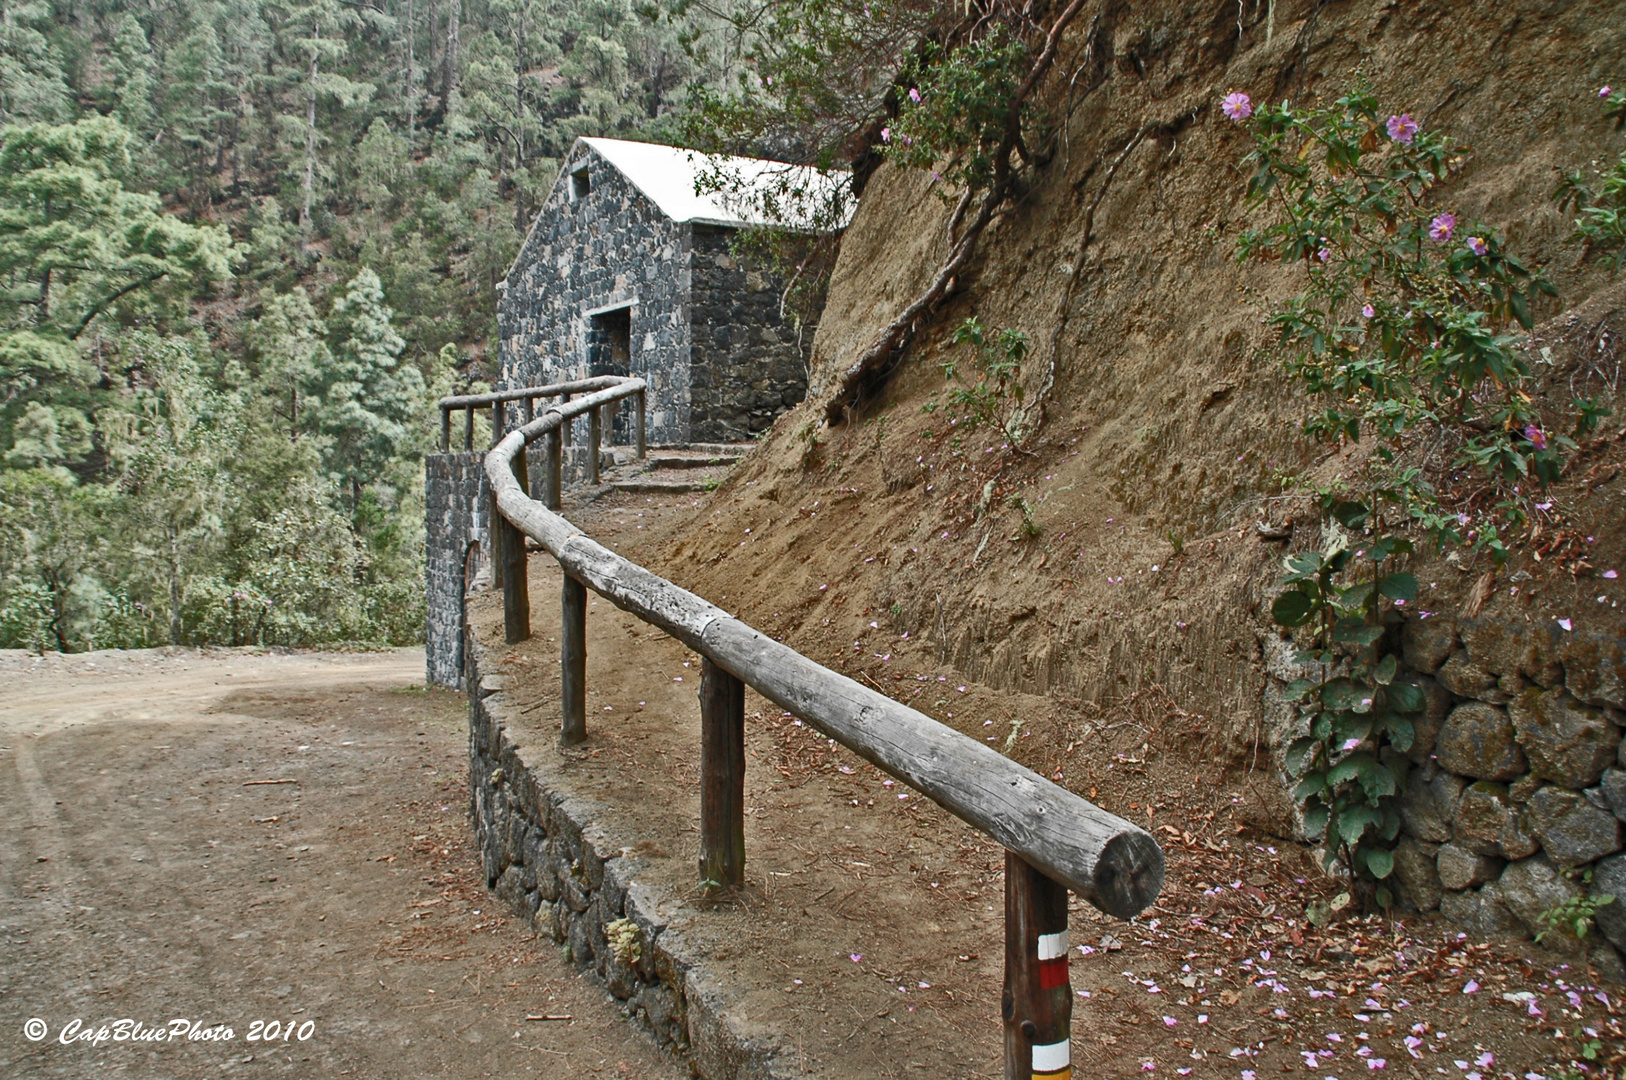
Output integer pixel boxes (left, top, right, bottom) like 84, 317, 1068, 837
0, 648, 685, 1079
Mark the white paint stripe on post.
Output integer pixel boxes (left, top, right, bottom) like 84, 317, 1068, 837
1037, 930, 1069, 961
1031, 1039, 1070, 1073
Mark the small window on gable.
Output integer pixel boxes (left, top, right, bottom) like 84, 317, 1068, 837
571, 165, 591, 201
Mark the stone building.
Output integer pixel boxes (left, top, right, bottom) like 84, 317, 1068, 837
497, 137, 845, 446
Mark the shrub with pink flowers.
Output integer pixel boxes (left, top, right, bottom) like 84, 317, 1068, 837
1223, 81, 1588, 910
1230, 80, 1567, 550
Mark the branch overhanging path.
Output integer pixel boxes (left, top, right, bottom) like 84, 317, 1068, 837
821, 0, 1091, 425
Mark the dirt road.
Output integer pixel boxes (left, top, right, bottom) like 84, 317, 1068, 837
0, 647, 685, 1079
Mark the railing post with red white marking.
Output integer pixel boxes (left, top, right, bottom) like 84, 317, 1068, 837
1004, 851, 1072, 1080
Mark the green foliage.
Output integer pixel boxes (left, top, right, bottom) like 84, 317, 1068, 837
1230, 80, 1591, 903
1534, 869, 1615, 944
1234, 81, 1565, 546
884, 30, 1029, 197
942, 316, 1028, 439
1272, 514, 1417, 897
1555, 90, 1626, 272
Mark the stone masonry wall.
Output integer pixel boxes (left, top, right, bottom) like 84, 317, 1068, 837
688, 225, 810, 443
463, 624, 797, 1079
425, 452, 489, 689
1265, 617, 1626, 976
425, 446, 553, 689
499, 144, 692, 447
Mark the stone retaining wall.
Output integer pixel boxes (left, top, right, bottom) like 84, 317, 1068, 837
462, 622, 796, 1079
1266, 615, 1626, 975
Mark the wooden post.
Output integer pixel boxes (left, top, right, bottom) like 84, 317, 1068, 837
588, 406, 601, 485
560, 573, 587, 746
488, 485, 504, 590
1003, 852, 1072, 1080
636, 389, 646, 459
439, 407, 450, 452
464, 405, 474, 451
545, 428, 562, 511
699, 657, 745, 891
522, 397, 534, 426
502, 450, 530, 644
491, 401, 503, 448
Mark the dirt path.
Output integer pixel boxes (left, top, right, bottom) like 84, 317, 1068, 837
0, 647, 685, 1079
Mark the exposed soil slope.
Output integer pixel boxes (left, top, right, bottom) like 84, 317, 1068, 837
650, 0, 1626, 772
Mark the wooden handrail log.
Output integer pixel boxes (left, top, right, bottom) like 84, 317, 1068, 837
484, 389, 1163, 917
438, 376, 627, 414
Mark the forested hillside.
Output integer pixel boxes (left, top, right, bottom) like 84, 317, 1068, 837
0, 0, 738, 651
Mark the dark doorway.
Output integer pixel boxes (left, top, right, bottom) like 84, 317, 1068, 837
588, 306, 632, 442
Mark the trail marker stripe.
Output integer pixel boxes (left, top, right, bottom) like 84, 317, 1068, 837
1032, 1038, 1071, 1077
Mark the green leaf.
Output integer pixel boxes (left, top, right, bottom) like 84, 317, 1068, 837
1378, 573, 1418, 601
1286, 737, 1320, 774
1333, 619, 1386, 647
1373, 654, 1398, 685
1322, 679, 1372, 712
1338, 803, 1380, 845
1387, 680, 1425, 713
1385, 715, 1415, 753
1355, 756, 1397, 800
1272, 589, 1318, 628
1363, 847, 1395, 880
1329, 499, 1370, 528
1283, 551, 1325, 582
1303, 804, 1329, 839
1295, 771, 1328, 801
1283, 678, 1319, 702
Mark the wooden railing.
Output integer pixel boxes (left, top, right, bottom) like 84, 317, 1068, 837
478, 375, 1163, 1079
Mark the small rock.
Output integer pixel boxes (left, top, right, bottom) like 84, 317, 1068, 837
1403, 618, 1459, 675
1402, 768, 1465, 843
1393, 836, 1442, 911
1588, 941, 1626, 985
1436, 843, 1504, 891
1599, 767, 1626, 824
1438, 650, 1503, 702
1561, 631, 1626, 710
1497, 855, 1581, 941
1436, 702, 1527, 780
1454, 782, 1515, 856
1501, 809, 1541, 860
1509, 774, 1543, 804
1528, 786, 1623, 868
1591, 853, 1626, 953
1509, 687, 1621, 790
1439, 884, 1531, 941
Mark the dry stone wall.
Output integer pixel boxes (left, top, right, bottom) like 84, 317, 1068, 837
1267, 616, 1626, 975
463, 625, 797, 1079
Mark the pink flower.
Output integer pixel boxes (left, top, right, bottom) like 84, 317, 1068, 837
1317, 246, 1331, 263
1222, 92, 1253, 121
908, 87, 922, 104
1362, 303, 1375, 318
1340, 737, 1362, 752
880, 127, 891, 143
1601, 86, 1613, 98
1429, 213, 1456, 242
1387, 113, 1419, 144
1466, 236, 1487, 256
1524, 425, 1547, 450
1603, 570, 1618, 579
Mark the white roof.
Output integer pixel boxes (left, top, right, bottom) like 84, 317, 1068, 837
578, 137, 850, 230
